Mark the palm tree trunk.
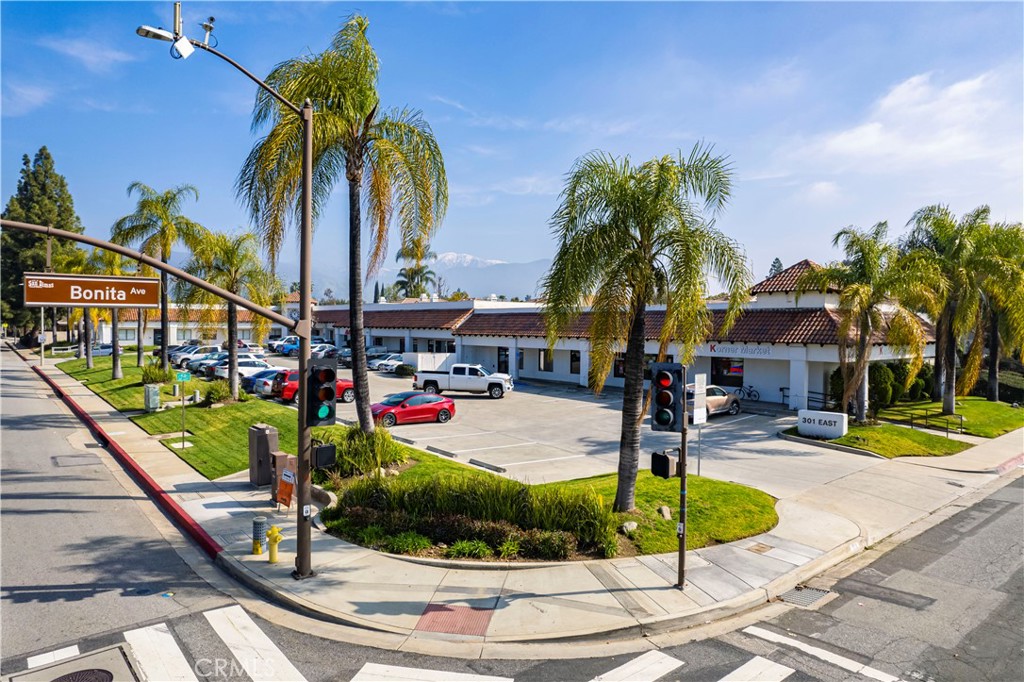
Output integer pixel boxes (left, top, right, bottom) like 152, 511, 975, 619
111, 308, 122, 380
84, 310, 94, 369
77, 319, 85, 358
160, 257, 170, 372
855, 323, 870, 423
136, 308, 145, 367
942, 302, 957, 415
227, 302, 238, 399
348, 176, 374, 433
987, 308, 1000, 402
613, 303, 647, 513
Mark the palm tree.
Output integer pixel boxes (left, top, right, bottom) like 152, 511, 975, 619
395, 243, 437, 298
542, 146, 751, 513
91, 248, 128, 379
175, 232, 279, 399
237, 16, 447, 432
798, 222, 941, 421
904, 205, 1003, 414
111, 182, 208, 372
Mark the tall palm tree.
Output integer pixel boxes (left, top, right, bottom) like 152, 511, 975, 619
542, 146, 751, 513
798, 222, 941, 421
904, 205, 1000, 414
111, 182, 208, 372
394, 242, 437, 298
237, 16, 447, 432
91, 248, 128, 379
175, 232, 279, 399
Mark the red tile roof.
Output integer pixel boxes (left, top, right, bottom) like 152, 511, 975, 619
119, 308, 259, 323
284, 292, 317, 303
750, 259, 837, 294
318, 307, 473, 331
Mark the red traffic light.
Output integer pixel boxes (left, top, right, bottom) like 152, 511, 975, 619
655, 370, 674, 388
313, 367, 336, 383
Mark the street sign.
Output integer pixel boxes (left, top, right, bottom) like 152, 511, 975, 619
23, 272, 160, 308
692, 407, 707, 425
176, 371, 191, 382
692, 373, 707, 425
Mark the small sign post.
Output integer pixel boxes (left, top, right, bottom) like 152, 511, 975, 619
177, 371, 190, 447
693, 374, 707, 476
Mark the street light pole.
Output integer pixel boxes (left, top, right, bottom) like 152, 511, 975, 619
137, 3, 316, 579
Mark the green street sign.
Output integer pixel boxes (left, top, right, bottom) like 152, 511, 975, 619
176, 371, 191, 382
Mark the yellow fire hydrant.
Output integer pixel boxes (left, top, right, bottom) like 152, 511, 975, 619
266, 525, 283, 564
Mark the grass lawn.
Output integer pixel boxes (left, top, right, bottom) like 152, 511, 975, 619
877, 397, 1024, 438
394, 452, 778, 553
831, 424, 972, 458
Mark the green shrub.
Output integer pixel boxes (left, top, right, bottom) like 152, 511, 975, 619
394, 364, 416, 377
919, 362, 935, 397
385, 531, 432, 555
311, 423, 406, 476
829, 367, 845, 406
908, 377, 925, 401
520, 529, 577, 560
446, 539, 492, 559
887, 361, 911, 404
203, 380, 232, 404
869, 363, 894, 415
497, 538, 520, 560
142, 364, 175, 384
357, 524, 389, 548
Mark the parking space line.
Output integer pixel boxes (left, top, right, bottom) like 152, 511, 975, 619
451, 442, 537, 454
410, 431, 494, 441
503, 454, 587, 466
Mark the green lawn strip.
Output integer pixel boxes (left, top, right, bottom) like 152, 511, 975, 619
831, 424, 971, 458
877, 397, 1024, 438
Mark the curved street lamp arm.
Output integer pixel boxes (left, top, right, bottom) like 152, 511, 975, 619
1, 219, 296, 331
190, 40, 302, 116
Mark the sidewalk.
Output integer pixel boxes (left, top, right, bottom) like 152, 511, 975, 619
20, 350, 1024, 648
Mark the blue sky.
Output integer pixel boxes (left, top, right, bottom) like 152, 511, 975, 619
3, 1, 1022, 291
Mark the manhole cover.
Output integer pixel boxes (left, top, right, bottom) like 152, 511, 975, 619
779, 585, 831, 608
52, 670, 114, 682
748, 542, 773, 554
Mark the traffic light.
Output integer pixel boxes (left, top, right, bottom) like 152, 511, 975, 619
307, 358, 338, 426
650, 362, 685, 432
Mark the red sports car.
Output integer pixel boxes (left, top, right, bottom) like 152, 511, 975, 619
371, 391, 455, 427
271, 370, 355, 404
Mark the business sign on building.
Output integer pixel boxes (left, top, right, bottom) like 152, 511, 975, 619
23, 273, 160, 308
797, 409, 848, 439
706, 343, 773, 358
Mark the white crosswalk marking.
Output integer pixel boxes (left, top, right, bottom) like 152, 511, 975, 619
590, 651, 685, 682
720, 655, 794, 681
26, 645, 79, 670
204, 605, 307, 682
124, 622, 199, 682
743, 626, 902, 682
351, 663, 513, 681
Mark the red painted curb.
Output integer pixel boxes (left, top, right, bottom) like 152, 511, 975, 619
31, 364, 224, 559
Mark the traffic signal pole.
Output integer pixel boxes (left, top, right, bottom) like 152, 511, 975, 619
677, 367, 688, 590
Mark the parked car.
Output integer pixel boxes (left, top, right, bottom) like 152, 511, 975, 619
75, 343, 113, 358
271, 369, 355, 404
214, 359, 274, 380
310, 343, 336, 359
244, 368, 283, 396
686, 384, 741, 419
281, 339, 302, 357
375, 358, 406, 373
311, 336, 330, 345
173, 345, 221, 368
413, 363, 514, 399
371, 391, 456, 427
204, 353, 266, 379
243, 342, 265, 354
368, 353, 404, 370
187, 351, 227, 373
269, 335, 298, 354
157, 344, 186, 357
337, 347, 353, 367
166, 344, 198, 362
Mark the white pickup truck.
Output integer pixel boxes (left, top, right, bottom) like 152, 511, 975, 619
413, 364, 514, 399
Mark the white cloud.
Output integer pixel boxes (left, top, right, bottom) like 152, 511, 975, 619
38, 36, 137, 74
1, 82, 55, 117
802, 181, 841, 203
500, 174, 562, 196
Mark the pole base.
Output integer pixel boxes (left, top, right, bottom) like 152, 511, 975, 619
291, 569, 317, 581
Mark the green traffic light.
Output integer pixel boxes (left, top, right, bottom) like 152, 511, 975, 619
317, 404, 330, 419
655, 408, 674, 425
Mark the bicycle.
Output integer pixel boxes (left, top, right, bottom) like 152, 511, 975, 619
734, 384, 760, 401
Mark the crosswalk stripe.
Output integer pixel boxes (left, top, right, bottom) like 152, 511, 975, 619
123, 622, 198, 682
204, 605, 307, 682
590, 651, 684, 682
719, 655, 793, 682
26, 645, 79, 670
743, 626, 902, 682
351, 662, 513, 681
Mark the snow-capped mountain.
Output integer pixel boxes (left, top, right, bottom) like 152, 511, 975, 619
431, 252, 506, 269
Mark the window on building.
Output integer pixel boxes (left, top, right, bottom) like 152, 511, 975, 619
711, 357, 744, 387
118, 329, 136, 341
539, 349, 554, 372
570, 350, 581, 375
373, 337, 384, 346
176, 329, 192, 341
239, 329, 252, 340
614, 353, 674, 379
517, 349, 524, 371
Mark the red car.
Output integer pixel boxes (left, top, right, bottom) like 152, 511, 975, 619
271, 370, 355, 404
371, 391, 455, 427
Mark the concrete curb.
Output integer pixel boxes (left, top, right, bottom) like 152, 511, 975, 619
777, 429, 886, 459
29, 362, 224, 560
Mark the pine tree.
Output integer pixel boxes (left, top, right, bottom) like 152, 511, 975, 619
1, 147, 87, 333
373, 281, 380, 303
768, 258, 784, 277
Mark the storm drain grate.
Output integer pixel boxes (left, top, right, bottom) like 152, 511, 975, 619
779, 585, 831, 608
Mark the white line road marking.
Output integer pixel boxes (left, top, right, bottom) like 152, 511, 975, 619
26, 645, 79, 669
503, 454, 588, 466
351, 662, 513, 681
452, 441, 537, 454
743, 626, 902, 682
123, 623, 199, 681
589, 651, 684, 681
205, 605, 307, 682
410, 431, 495, 441
719, 655, 793, 681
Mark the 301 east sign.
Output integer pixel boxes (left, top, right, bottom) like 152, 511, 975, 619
23, 273, 160, 308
